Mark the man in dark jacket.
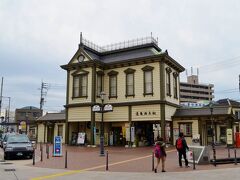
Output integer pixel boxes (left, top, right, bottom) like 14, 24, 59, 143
176, 132, 190, 167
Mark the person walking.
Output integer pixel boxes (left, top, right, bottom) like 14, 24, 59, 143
154, 137, 167, 173
176, 132, 190, 168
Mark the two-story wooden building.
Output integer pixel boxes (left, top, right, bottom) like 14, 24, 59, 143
61, 35, 185, 146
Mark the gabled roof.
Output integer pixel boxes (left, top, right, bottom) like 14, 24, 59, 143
216, 99, 240, 107
20, 106, 40, 110
37, 112, 65, 122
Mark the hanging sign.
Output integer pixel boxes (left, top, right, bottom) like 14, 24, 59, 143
53, 136, 62, 157
227, 128, 233, 145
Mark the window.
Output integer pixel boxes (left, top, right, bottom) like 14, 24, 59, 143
166, 67, 172, 96
73, 74, 88, 98
108, 70, 118, 98
73, 76, 80, 97
126, 73, 134, 96
58, 124, 63, 137
142, 65, 154, 96
80, 74, 87, 97
124, 68, 135, 97
179, 123, 192, 136
96, 73, 103, 97
110, 76, 117, 97
173, 72, 178, 99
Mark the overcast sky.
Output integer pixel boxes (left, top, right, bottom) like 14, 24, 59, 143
1, 0, 240, 113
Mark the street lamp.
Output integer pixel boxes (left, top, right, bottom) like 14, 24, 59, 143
92, 91, 112, 156
209, 101, 216, 166
99, 91, 106, 156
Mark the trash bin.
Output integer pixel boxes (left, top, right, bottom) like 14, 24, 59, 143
235, 132, 240, 148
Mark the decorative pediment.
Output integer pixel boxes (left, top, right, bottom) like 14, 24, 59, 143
142, 65, 154, 71
96, 70, 105, 76
68, 48, 93, 65
124, 68, 136, 74
107, 70, 119, 76
71, 69, 89, 76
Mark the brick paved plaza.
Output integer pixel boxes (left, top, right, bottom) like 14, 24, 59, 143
31, 144, 240, 173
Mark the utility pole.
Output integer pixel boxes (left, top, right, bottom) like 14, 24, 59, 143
40, 82, 48, 114
0, 77, 3, 117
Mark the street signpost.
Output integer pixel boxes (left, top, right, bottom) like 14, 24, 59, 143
53, 136, 62, 157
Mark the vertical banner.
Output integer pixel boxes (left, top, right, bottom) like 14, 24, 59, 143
131, 127, 135, 143
227, 128, 233, 145
53, 136, 62, 157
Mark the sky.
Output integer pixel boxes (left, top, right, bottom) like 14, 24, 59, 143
0, 0, 240, 113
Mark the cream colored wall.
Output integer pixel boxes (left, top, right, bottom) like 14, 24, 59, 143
54, 123, 65, 144
68, 67, 92, 104
165, 105, 177, 121
104, 106, 128, 122
132, 105, 160, 121
68, 107, 91, 122
37, 123, 45, 143
165, 65, 180, 105
173, 119, 199, 145
103, 62, 160, 104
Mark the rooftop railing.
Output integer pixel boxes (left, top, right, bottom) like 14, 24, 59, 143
82, 36, 158, 53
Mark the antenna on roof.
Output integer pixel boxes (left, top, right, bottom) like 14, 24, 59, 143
151, 32, 152, 38
80, 32, 83, 44
197, 68, 199, 76
191, 67, 193, 75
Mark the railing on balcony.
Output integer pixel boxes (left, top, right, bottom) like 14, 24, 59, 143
82, 36, 158, 53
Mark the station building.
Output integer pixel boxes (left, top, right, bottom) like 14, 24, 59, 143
61, 35, 185, 146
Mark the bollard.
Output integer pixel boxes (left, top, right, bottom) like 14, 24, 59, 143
106, 151, 109, 171
152, 151, 154, 171
40, 146, 43, 162
193, 150, 196, 170
52, 143, 54, 156
228, 147, 230, 158
40, 142, 42, 151
234, 148, 237, 165
32, 149, 35, 166
65, 150, 68, 168
47, 144, 49, 159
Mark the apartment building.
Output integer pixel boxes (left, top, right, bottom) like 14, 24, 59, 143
180, 75, 214, 103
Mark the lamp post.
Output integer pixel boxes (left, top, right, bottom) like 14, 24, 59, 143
99, 91, 106, 156
209, 101, 216, 166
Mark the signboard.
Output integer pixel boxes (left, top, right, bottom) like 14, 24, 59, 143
227, 128, 233, 145
186, 145, 210, 164
53, 136, 62, 157
77, 132, 85, 145
20, 121, 26, 131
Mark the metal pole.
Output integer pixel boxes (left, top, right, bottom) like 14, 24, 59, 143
47, 144, 49, 159
106, 151, 108, 171
210, 107, 216, 166
152, 151, 154, 171
41, 146, 43, 162
33, 149, 35, 165
234, 148, 237, 165
228, 147, 230, 158
193, 150, 196, 170
65, 150, 68, 168
100, 98, 105, 156
0, 77, 3, 117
